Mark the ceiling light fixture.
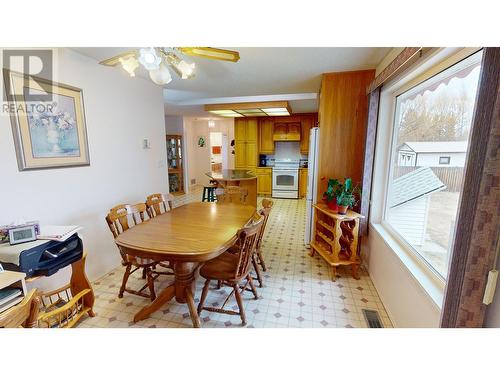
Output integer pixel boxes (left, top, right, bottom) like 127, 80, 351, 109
149, 63, 172, 85
208, 120, 215, 128
165, 52, 195, 80
205, 101, 291, 117
119, 56, 139, 77
138, 47, 162, 71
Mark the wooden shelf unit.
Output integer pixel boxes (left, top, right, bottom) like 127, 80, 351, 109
309, 203, 364, 281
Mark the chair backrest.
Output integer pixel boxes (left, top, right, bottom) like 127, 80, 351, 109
232, 215, 264, 280
0, 289, 40, 328
256, 199, 274, 250
216, 186, 248, 204
105, 203, 149, 238
146, 193, 174, 217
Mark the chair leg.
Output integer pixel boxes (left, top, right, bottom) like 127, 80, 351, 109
257, 248, 267, 272
217, 280, 222, 289
233, 284, 246, 326
142, 267, 147, 279
197, 279, 211, 314
119, 264, 132, 298
252, 255, 264, 288
146, 268, 156, 301
247, 275, 259, 300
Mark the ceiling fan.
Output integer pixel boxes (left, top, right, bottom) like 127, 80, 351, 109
99, 47, 240, 85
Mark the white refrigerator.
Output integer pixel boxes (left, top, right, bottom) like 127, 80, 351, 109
304, 127, 320, 246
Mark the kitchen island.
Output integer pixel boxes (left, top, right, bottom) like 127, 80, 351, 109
206, 169, 257, 207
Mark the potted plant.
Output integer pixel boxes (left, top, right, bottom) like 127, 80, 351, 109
336, 178, 360, 215
322, 178, 342, 211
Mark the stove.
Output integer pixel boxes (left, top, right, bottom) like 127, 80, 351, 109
272, 159, 300, 199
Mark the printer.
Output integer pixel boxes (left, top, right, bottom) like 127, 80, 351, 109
0, 233, 83, 278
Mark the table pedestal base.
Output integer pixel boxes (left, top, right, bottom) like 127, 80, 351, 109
133, 261, 201, 327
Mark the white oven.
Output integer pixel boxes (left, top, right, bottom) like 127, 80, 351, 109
272, 160, 299, 199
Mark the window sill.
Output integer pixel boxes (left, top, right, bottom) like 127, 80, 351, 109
369, 223, 445, 310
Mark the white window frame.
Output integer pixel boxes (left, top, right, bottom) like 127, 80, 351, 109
369, 47, 483, 307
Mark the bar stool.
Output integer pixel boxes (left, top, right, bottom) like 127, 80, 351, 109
202, 185, 217, 202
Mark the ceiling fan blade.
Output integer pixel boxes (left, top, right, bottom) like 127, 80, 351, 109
99, 50, 137, 66
178, 47, 240, 62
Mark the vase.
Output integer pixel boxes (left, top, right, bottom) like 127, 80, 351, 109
327, 199, 338, 212
46, 122, 62, 154
338, 205, 348, 215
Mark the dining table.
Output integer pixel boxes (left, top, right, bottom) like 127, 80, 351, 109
114, 201, 256, 327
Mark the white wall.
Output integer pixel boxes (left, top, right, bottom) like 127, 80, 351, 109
165, 115, 184, 135
0, 48, 167, 291
416, 152, 466, 167
183, 118, 234, 187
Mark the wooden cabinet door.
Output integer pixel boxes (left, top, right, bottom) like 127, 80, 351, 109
299, 168, 308, 198
259, 118, 275, 154
300, 115, 313, 154
234, 118, 246, 141
246, 141, 258, 169
273, 122, 288, 140
287, 122, 301, 141
257, 169, 272, 195
234, 140, 246, 169
246, 118, 258, 142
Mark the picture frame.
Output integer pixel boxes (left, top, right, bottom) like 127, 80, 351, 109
3, 69, 90, 171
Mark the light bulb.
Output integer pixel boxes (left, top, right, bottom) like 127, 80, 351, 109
149, 63, 172, 85
119, 56, 139, 77
177, 60, 195, 79
138, 47, 162, 71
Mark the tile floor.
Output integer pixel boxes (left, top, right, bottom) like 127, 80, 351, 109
77, 186, 392, 328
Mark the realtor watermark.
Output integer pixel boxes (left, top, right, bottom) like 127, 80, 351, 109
1, 48, 56, 116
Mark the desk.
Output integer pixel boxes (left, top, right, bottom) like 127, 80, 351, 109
115, 202, 256, 327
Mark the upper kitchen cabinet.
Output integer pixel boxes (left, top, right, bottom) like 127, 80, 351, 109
234, 118, 258, 171
316, 70, 375, 199
299, 113, 317, 154
273, 117, 301, 141
258, 118, 275, 154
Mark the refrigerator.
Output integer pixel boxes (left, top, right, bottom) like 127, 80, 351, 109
304, 127, 320, 246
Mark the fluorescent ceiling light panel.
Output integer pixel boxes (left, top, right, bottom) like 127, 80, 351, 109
209, 110, 237, 115
262, 107, 289, 113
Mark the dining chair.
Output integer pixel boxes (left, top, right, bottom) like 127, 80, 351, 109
215, 185, 248, 204
0, 289, 40, 328
106, 203, 166, 301
251, 198, 274, 287
146, 193, 174, 217
197, 215, 264, 326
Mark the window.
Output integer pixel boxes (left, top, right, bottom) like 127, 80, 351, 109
439, 156, 451, 165
384, 51, 482, 279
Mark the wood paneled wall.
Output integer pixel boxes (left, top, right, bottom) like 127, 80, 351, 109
317, 69, 375, 200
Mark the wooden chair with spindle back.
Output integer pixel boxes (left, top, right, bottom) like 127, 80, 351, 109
215, 185, 248, 204
250, 198, 274, 287
106, 203, 162, 301
146, 193, 174, 217
0, 289, 40, 328
197, 215, 264, 326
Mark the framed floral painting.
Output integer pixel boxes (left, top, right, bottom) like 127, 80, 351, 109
3, 69, 90, 170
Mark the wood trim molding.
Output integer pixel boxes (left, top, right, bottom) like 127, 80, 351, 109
367, 47, 422, 93
359, 88, 381, 236
440, 47, 500, 327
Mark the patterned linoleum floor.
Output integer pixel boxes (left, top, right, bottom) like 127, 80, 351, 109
77, 187, 392, 328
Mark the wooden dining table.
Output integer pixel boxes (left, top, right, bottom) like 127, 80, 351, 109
115, 201, 256, 327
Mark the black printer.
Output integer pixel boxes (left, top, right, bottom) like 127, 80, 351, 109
0, 233, 83, 278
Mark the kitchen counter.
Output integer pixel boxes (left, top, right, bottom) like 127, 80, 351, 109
206, 169, 256, 181
205, 169, 257, 207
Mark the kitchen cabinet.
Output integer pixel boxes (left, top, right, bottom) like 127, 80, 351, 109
299, 168, 308, 198
273, 121, 301, 141
300, 114, 315, 154
256, 167, 272, 195
234, 118, 258, 171
258, 118, 275, 154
